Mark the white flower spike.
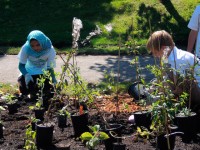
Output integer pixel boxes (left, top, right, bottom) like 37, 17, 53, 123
104, 23, 113, 33
72, 17, 83, 49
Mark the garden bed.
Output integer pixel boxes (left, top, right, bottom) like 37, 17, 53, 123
0, 94, 200, 150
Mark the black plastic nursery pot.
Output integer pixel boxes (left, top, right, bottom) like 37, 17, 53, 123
57, 114, 67, 128
157, 133, 176, 150
0, 123, 3, 139
113, 142, 126, 150
31, 120, 40, 131
71, 112, 89, 138
128, 82, 146, 101
196, 113, 200, 133
103, 124, 123, 150
31, 122, 36, 131
133, 110, 151, 129
7, 103, 18, 114
175, 112, 197, 143
34, 108, 45, 121
36, 122, 54, 149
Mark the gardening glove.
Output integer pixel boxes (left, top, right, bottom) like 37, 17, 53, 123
25, 73, 33, 88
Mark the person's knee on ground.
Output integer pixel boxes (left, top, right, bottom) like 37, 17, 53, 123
18, 75, 29, 96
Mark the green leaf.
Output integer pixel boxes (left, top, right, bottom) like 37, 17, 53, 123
89, 124, 100, 133
89, 137, 99, 148
29, 106, 34, 110
137, 127, 142, 133
0, 106, 5, 111
80, 132, 93, 141
93, 125, 100, 132
140, 131, 150, 137
99, 132, 109, 140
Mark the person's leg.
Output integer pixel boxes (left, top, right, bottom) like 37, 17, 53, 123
28, 75, 40, 100
43, 78, 54, 99
39, 77, 54, 110
18, 75, 29, 95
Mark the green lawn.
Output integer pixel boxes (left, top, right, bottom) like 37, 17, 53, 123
0, 0, 198, 54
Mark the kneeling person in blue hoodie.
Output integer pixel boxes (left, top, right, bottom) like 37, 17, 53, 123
17, 30, 57, 100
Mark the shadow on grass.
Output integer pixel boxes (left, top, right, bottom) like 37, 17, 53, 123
0, 0, 114, 47
136, 3, 189, 46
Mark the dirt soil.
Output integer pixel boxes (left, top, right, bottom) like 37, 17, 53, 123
0, 94, 200, 150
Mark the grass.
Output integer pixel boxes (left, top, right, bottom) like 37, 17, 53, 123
0, 45, 149, 55
0, 0, 198, 54
0, 81, 130, 96
0, 83, 18, 95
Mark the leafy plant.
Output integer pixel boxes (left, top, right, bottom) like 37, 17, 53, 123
29, 116, 40, 124
2, 93, 18, 104
80, 125, 109, 150
58, 105, 70, 117
102, 70, 116, 94
24, 126, 36, 150
29, 70, 52, 111
134, 127, 151, 142
137, 99, 147, 109
147, 63, 177, 133
29, 99, 43, 110
178, 107, 192, 117
146, 49, 180, 149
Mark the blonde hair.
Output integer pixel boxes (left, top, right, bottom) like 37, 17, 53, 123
146, 30, 174, 52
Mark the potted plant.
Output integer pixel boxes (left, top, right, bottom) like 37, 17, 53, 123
146, 52, 181, 150
57, 105, 70, 128
3, 93, 18, 114
24, 125, 36, 150
33, 71, 55, 149
35, 121, 54, 149
29, 97, 45, 121
151, 102, 178, 150
175, 107, 197, 143
133, 99, 151, 129
71, 105, 89, 138
28, 116, 40, 131
103, 123, 123, 150
109, 130, 126, 150
80, 124, 109, 150
173, 66, 199, 143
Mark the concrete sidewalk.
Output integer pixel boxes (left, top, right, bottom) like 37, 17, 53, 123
0, 55, 155, 84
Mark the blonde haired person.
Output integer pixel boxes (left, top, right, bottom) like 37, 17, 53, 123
147, 30, 200, 109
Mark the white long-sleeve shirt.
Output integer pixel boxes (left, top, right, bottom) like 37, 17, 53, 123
188, 5, 200, 57
168, 46, 200, 87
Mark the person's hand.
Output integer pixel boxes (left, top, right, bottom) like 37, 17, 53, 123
25, 73, 33, 88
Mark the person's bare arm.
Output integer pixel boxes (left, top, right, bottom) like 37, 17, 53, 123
187, 30, 198, 53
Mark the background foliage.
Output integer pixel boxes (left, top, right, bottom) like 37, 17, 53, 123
0, 0, 199, 50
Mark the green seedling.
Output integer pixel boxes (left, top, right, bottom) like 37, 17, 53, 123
80, 125, 109, 150
24, 126, 36, 150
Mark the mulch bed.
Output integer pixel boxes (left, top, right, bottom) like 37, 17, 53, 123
0, 94, 200, 149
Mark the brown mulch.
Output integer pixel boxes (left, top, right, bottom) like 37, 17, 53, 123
96, 94, 141, 113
